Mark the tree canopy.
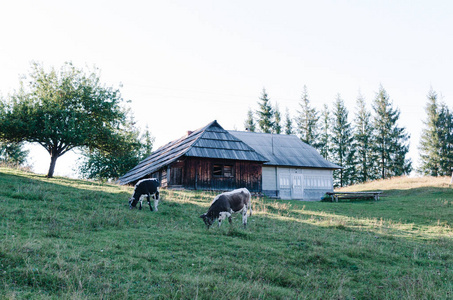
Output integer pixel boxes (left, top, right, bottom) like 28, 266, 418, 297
418, 89, 453, 176
256, 88, 274, 133
284, 108, 294, 135
331, 95, 355, 187
353, 94, 376, 182
244, 108, 256, 132
0, 62, 128, 178
296, 86, 319, 146
78, 121, 154, 181
0, 141, 29, 166
318, 104, 330, 160
372, 86, 412, 178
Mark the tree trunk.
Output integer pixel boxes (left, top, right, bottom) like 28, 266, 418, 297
47, 154, 59, 178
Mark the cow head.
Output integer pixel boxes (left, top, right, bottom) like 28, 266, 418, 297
199, 213, 214, 228
129, 197, 138, 209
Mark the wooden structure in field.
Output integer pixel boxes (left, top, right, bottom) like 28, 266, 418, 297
118, 121, 267, 192
326, 191, 382, 202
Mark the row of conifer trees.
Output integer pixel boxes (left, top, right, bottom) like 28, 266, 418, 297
245, 86, 452, 187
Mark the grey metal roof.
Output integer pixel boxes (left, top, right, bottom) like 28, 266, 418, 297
229, 131, 341, 169
118, 121, 268, 185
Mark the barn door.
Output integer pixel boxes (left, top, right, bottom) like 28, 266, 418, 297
291, 174, 304, 199
170, 167, 183, 186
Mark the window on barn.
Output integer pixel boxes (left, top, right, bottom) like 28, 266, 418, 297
279, 175, 290, 188
213, 165, 223, 176
223, 165, 233, 177
213, 164, 234, 177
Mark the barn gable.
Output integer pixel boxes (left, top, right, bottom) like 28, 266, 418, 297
118, 120, 267, 187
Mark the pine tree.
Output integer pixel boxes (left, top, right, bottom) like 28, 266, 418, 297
372, 86, 411, 179
244, 108, 256, 132
256, 88, 274, 133
296, 85, 319, 146
331, 95, 355, 187
353, 94, 376, 182
140, 125, 155, 159
418, 89, 442, 176
284, 108, 294, 135
273, 103, 282, 134
318, 104, 331, 159
438, 103, 453, 176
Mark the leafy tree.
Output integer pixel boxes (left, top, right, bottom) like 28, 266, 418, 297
78, 118, 154, 181
273, 103, 282, 134
256, 88, 274, 133
0, 141, 29, 166
353, 94, 376, 182
318, 104, 331, 159
372, 86, 411, 179
284, 108, 294, 135
244, 108, 256, 132
418, 89, 442, 176
296, 85, 319, 146
331, 95, 355, 187
0, 62, 128, 178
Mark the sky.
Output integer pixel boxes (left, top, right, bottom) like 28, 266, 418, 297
1, 0, 452, 178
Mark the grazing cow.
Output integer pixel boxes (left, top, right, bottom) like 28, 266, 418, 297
129, 178, 160, 211
199, 188, 252, 229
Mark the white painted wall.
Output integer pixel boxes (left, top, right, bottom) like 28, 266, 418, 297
262, 166, 334, 200
262, 166, 277, 191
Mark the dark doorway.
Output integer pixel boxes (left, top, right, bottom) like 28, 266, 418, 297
171, 167, 183, 185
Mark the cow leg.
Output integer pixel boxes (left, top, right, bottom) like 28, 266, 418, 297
228, 209, 235, 225
218, 212, 231, 228
153, 191, 159, 211
147, 194, 153, 211
139, 196, 143, 210
242, 208, 248, 228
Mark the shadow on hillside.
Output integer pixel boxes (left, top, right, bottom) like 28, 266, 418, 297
0, 169, 131, 205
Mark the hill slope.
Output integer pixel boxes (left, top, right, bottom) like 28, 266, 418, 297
0, 168, 452, 299
338, 175, 453, 193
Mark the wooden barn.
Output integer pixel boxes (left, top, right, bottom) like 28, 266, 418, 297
119, 120, 341, 200
118, 121, 268, 192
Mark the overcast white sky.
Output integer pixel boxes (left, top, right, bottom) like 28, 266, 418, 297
1, 0, 452, 177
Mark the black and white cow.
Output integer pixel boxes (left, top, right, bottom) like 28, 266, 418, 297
199, 188, 252, 229
129, 178, 160, 211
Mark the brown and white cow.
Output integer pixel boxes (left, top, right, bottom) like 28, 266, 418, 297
199, 188, 252, 229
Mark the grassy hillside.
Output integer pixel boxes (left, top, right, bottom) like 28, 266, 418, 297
0, 168, 452, 299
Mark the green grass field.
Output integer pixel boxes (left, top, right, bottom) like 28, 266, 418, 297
0, 167, 452, 299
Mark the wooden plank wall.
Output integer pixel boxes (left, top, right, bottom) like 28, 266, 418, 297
177, 157, 262, 192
